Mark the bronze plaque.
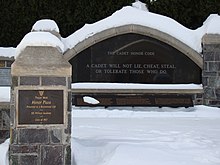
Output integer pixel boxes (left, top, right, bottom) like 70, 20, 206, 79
18, 90, 64, 125
73, 94, 193, 107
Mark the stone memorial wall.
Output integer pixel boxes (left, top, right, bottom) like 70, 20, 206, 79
70, 33, 202, 84
69, 32, 204, 107
0, 7, 218, 165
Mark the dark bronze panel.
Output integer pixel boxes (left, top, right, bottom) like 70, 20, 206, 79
0, 68, 11, 86
20, 77, 40, 86
73, 94, 193, 107
69, 33, 201, 84
42, 77, 66, 86
18, 90, 64, 125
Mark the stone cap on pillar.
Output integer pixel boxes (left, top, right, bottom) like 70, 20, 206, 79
12, 21, 71, 77
11, 46, 71, 77
202, 34, 220, 45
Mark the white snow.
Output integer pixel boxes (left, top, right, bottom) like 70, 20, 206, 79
32, 19, 60, 33
201, 14, 220, 34
62, 5, 220, 53
72, 83, 203, 90
0, 87, 10, 102
1, 105, 220, 165
132, 0, 149, 11
15, 32, 64, 58
0, 47, 15, 58
72, 105, 220, 165
83, 96, 100, 105
2, 3, 220, 58
0, 139, 9, 165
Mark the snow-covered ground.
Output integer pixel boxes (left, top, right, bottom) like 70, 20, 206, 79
1, 105, 220, 165
0, 87, 10, 102
0, 139, 9, 165
72, 106, 220, 165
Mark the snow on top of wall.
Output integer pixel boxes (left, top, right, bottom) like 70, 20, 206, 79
72, 83, 203, 90
32, 19, 59, 33
63, 5, 220, 53
15, 32, 64, 58
132, 0, 149, 11
1, 3, 220, 57
0, 47, 15, 58
201, 14, 220, 34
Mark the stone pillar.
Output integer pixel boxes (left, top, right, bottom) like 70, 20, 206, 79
0, 103, 10, 143
10, 46, 72, 164
202, 34, 220, 107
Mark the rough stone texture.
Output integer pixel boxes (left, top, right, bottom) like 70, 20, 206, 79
0, 68, 11, 86
216, 88, 220, 98
11, 46, 72, 77
68, 91, 72, 112
20, 155, 38, 165
0, 108, 10, 143
68, 77, 71, 89
42, 76, 66, 86
202, 71, 217, 77
0, 130, 9, 143
193, 93, 204, 105
9, 155, 19, 165
10, 145, 39, 154
41, 145, 63, 165
65, 113, 71, 135
20, 76, 40, 85
202, 34, 220, 107
0, 57, 14, 86
10, 103, 15, 127
202, 34, 220, 45
10, 129, 17, 144
12, 76, 18, 88
209, 100, 220, 106
10, 45, 72, 164
65, 145, 72, 165
19, 129, 49, 144
0, 109, 10, 129
50, 129, 62, 144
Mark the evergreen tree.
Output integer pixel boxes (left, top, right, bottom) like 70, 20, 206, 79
0, 0, 219, 47
149, 0, 220, 29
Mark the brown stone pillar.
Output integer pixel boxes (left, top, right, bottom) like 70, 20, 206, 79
10, 46, 72, 164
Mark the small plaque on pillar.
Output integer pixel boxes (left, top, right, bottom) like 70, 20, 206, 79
17, 90, 64, 126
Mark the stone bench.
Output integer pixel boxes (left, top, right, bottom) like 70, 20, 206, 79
72, 83, 203, 107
